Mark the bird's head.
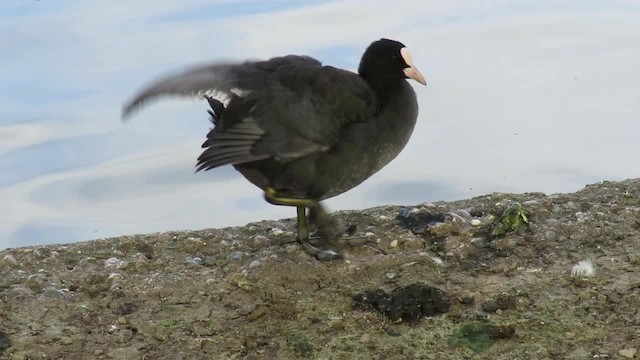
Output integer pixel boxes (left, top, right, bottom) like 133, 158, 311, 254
358, 38, 426, 87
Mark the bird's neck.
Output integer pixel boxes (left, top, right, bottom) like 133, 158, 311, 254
363, 75, 406, 105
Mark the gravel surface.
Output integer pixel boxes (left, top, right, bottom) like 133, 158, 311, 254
1, 179, 639, 359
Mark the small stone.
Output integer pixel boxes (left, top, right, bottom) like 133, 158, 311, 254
157, 233, 171, 242
471, 237, 487, 248
361, 333, 371, 343
285, 244, 299, 253
565, 331, 576, 339
200, 256, 216, 267
104, 257, 128, 269
253, 235, 268, 245
365, 232, 375, 238
227, 251, 245, 262
377, 215, 390, 221
40, 287, 71, 300
271, 228, 285, 236
522, 200, 539, 206
544, 230, 557, 242
389, 239, 398, 248
455, 209, 472, 219
107, 273, 122, 281
618, 348, 637, 359
248, 260, 261, 269
2, 254, 18, 266
190, 257, 203, 265
628, 254, 640, 265
385, 272, 396, 279
565, 201, 577, 210
470, 219, 481, 226
117, 316, 128, 325
93, 349, 104, 356
61, 336, 73, 345
205, 278, 216, 286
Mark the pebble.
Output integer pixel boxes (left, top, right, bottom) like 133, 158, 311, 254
248, 260, 261, 269
385, 272, 396, 279
522, 200, 539, 206
565, 201, 578, 210
361, 333, 371, 343
253, 235, 268, 245
470, 219, 482, 226
389, 239, 398, 248
205, 278, 216, 286
544, 230, 557, 242
107, 273, 122, 281
455, 209, 472, 219
40, 287, 72, 300
200, 256, 217, 267
270, 228, 285, 236
190, 257, 203, 265
618, 348, 637, 359
227, 251, 245, 262
117, 316, 128, 325
285, 244, 299, 253
365, 232, 375, 238
471, 238, 487, 248
104, 257, 128, 269
2, 254, 18, 266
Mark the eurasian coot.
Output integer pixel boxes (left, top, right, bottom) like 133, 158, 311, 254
123, 38, 426, 259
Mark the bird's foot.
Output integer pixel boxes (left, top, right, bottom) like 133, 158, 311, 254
298, 224, 371, 261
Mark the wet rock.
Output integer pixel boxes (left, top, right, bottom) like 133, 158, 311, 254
353, 283, 450, 323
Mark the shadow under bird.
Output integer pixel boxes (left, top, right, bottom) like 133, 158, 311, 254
122, 38, 426, 260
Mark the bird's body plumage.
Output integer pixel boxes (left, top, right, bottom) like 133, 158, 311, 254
124, 52, 419, 200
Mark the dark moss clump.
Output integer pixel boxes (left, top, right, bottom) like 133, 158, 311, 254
353, 283, 450, 323
0, 331, 10, 355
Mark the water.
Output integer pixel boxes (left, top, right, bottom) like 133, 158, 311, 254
2, 0, 639, 249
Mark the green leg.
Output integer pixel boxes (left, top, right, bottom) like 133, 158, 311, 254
296, 206, 309, 241
264, 187, 340, 259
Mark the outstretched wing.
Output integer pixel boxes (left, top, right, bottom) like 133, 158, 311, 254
122, 55, 376, 171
